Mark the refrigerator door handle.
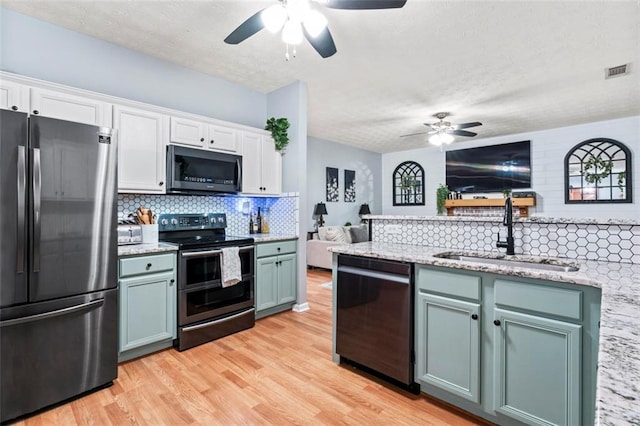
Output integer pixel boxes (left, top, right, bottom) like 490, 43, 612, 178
0, 299, 104, 328
17, 145, 26, 273
32, 147, 41, 273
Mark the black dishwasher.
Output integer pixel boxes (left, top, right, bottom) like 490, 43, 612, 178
336, 255, 418, 393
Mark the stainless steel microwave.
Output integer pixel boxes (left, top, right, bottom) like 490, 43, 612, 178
166, 145, 242, 194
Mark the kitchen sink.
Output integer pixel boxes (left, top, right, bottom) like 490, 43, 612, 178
433, 252, 580, 273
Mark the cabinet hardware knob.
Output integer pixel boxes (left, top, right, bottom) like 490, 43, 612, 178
200, 137, 204, 142
493, 319, 501, 326
33, 110, 39, 115
11, 105, 18, 111
159, 181, 164, 186
210, 140, 214, 144
146, 263, 152, 269
471, 314, 478, 320
277, 247, 281, 251
170, 279, 175, 285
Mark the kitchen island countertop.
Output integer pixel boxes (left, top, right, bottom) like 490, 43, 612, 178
329, 241, 640, 426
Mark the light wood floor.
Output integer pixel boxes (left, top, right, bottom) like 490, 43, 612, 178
15, 269, 485, 425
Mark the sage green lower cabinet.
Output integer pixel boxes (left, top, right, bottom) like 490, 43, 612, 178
493, 308, 581, 425
416, 293, 481, 403
415, 265, 601, 426
255, 240, 297, 319
118, 252, 177, 362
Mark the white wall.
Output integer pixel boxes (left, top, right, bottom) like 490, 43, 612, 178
0, 8, 266, 128
307, 137, 382, 230
382, 116, 640, 220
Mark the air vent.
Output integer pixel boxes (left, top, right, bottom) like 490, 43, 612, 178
605, 64, 630, 79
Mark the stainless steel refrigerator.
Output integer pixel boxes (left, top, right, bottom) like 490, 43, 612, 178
0, 110, 119, 422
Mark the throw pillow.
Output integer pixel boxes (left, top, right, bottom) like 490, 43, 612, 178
323, 226, 347, 242
349, 226, 369, 243
343, 227, 353, 244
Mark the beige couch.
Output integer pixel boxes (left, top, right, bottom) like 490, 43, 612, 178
306, 225, 368, 269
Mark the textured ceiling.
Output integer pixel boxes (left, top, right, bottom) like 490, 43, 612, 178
3, 0, 639, 153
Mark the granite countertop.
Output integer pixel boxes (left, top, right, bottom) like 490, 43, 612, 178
329, 241, 640, 425
118, 242, 178, 257
363, 214, 640, 226
234, 234, 298, 243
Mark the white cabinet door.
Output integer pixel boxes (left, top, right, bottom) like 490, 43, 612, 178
114, 105, 168, 194
260, 135, 282, 195
0, 80, 29, 112
169, 116, 206, 148
30, 87, 112, 127
241, 131, 263, 194
207, 124, 238, 153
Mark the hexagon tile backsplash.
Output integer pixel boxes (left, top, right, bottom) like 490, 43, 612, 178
118, 194, 298, 236
372, 218, 640, 264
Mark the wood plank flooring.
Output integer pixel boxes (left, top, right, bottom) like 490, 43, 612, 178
14, 269, 486, 425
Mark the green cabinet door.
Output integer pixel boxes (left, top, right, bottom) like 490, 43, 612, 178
256, 256, 278, 311
119, 271, 176, 352
277, 253, 297, 305
416, 293, 481, 403
493, 308, 582, 426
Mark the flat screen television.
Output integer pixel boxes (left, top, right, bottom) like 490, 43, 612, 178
445, 141, 531, 193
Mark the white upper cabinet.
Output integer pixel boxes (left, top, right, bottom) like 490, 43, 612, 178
169, 116, 206, 148
241, 132, 281, 195
30, 87, 112, 127
114, 105, 168, 194
0, 80, 29, 112
170, 116, 240, 154
207, 124, 238, 153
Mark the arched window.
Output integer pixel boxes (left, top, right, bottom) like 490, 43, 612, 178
393, 161, 425, 206
564, 138, 632, 203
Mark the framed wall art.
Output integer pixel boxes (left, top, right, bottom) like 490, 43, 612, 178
326, 167, 339, 202
344, 169, 356, 202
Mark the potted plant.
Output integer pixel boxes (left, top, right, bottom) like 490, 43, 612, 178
265, 117, 290, 153
436, 184, 450, 215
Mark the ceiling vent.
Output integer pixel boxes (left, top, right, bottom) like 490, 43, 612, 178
605, 64, 630, 79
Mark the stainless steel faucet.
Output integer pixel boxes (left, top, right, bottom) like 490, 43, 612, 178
496, 196, 515, 255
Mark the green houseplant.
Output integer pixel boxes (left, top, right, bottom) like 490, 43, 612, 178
436, 184, 450, 215
582, 155, 613, 185
265, 117, 290, 153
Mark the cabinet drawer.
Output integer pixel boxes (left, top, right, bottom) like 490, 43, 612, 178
494, 279, 582, 320
417, 267, 481, 301
119, 253, 175, 278
256, 240, 297, 258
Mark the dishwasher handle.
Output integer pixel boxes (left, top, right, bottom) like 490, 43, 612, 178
337, 265, 410, 285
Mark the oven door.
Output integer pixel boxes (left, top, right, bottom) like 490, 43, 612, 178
178, 277, 254, 326
179, 246, 254, 290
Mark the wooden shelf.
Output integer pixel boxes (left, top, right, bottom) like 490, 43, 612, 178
445, 197, 536, 217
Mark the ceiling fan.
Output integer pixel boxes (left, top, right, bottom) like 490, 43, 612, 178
401, 112, 482, 146
224, 0, 407, 59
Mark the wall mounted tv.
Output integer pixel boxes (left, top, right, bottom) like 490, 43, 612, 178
445, 140, 531, 193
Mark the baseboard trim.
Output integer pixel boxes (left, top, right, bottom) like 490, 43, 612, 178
293, 302, 310, 313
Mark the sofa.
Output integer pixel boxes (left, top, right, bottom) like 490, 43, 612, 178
306, 225, 369, 269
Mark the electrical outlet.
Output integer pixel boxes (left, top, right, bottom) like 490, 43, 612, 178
385, 224, 402, 234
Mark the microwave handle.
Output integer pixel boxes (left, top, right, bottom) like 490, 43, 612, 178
235, 158, 242, 192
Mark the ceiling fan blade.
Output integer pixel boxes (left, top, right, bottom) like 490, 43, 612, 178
303, 26, 337, 58
454, 121, 483, 130
224, 9, 265, 44
400, 131, 428, 138
324, 0, 407, 10
451, 130, 478, 137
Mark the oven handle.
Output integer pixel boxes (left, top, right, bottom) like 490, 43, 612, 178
181, 246, 253, 259
181, 308, 255, 332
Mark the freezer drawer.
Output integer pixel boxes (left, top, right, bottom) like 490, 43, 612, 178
0, 288, 118, 423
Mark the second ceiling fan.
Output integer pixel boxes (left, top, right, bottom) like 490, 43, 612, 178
224, 0, 407, 59
402, 112, 483, 146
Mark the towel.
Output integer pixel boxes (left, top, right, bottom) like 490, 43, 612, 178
221, 246, 242, 288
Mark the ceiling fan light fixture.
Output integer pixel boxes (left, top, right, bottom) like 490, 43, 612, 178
303, 9, 327, 38
282, 19, 304, 45
262, 4, 287, 33
429, 132, 454, 146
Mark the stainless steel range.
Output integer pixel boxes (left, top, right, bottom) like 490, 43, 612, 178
158, 213, 254, 351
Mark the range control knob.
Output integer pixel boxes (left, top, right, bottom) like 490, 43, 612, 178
160, 218, 168, 226
210, 217, 217, 225
218, 217, 225, 223
171, 218, 178, 226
